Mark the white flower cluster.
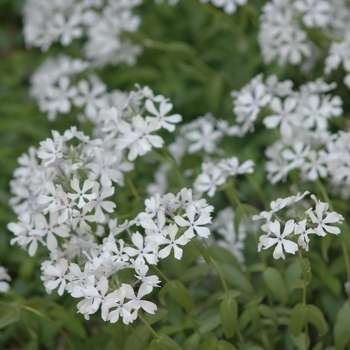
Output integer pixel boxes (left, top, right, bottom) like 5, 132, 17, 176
29, 54, 137, 122
254, 192, 344, 259
200, 0, 247, 14
231, 74, 350, 196
0, 265, 11, 293
259, 0, 350, 87
193, 157, 254, 198
145, 112, 255, 197
23, 0, 142, 67
7, 120, 214, 322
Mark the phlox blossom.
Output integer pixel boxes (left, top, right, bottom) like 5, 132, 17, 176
258, 219, 298, 260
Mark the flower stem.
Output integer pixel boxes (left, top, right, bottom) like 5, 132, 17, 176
129, 323, 147, 349
210, 256, 230, 299
138, 313, 160, 340
152, 264, 171, 283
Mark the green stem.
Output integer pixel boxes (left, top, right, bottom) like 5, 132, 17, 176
297, 250, 308, 349
138, 313, 160, 339
315, 179, 333, 211
210, 256, 230, 299
152, 264, 171, 283
129, 323, 147, 349
127, 175, 140, 201
298, 250, 307, 305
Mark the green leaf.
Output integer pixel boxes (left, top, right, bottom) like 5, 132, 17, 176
145, 308, 169, 326
124, 325, 150, 350
157, 333, 182, 350
257, 304, 278, 324
217, 340, 237, 350
191, 239, 211, 264
220, 298, 238, 339
307, 304, 328, 336
198, 336, 218, 350
218, 290, 241, 300
167, 41, 197, 57
262, 267, 288, 304
184, 333, 201, 350
333, 307, 350, 350
167, 280, 193, 313
0, 302, 20, 329
220, 263, 254, 295
181, 264, 211, 283
199, 313, 221, 333
290, 303, 308, 337
311, 342, 324, 350
291, 332, 310, 350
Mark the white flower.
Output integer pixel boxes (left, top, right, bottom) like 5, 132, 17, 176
294, 219, 315, 251
68, 178, 97, 209
194, 162, 226, 197
156, 224, 189, 260
42, 258, 69, 295
294, 0, 331, 28
259, 219, 298, 260
145, 99, 182, 132
308, 195, 343, 236
0, 265, 11, 293
174, 204, 211, 239
263, 96, 299, 138
185, 118, 223, 154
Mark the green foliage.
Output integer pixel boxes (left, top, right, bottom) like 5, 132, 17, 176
2, 0, 350, 349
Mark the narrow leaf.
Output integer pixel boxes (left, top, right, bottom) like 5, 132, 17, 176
168, 280, 193, 313
307, 304, 328, 336
262, 267, 288, 304
334, 307, 350, 350
220, 298, 238, 338
191, 239, 211, 264
290, 303, 308, 337
0, 302, 20, 329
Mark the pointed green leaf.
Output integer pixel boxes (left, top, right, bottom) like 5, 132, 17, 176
334, 307, 350, 350
191, 239, 211, 264
158, 333, 182, 350
220, 263, 254, 295
199, 313, 221, 333
291, 332, 310, 350
257, 304, 278, 324
290, 303, 308, 337
307, 304, 328, 336
168, 280, 193, 312
184, 333, 201, 350
262, 267, 288, 304
217, 340, 237, 350
198, 336, 218, 350
0, 302, 20, 329
220, 298, 238, 339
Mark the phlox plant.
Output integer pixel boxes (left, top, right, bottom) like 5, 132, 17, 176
2, 0, 350, 349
